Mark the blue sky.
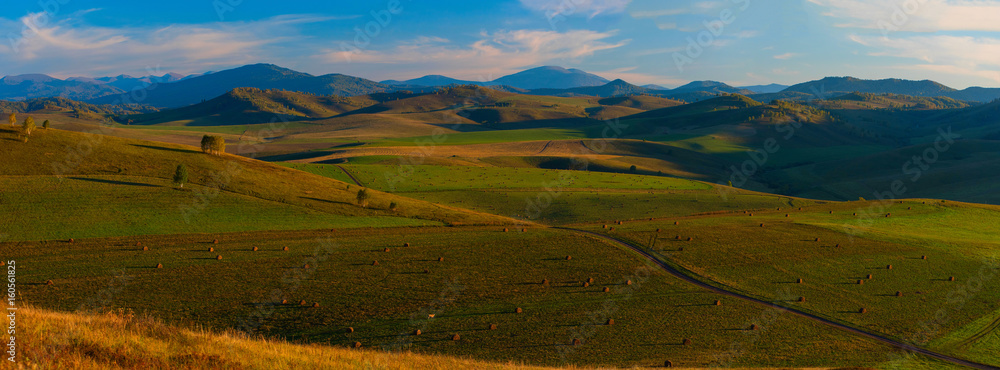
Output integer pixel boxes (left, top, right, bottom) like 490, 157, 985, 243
2, 0, 999, 88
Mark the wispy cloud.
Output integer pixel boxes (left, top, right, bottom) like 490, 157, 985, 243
810, 0, 1000, 32
320, 29, 629, 80
519, 0, 632, 18
774, 52, 800, 60
849, 34, 1000, 83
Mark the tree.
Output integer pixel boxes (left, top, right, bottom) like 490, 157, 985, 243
8, 113, 15, 126
200, 135, 226, 155
22, 117, 35, 136
173, 164, 189, 188
389, 201, 398, 211
629, 165, 637, 173
42, 120, 49, 129
356, 188, 371, 208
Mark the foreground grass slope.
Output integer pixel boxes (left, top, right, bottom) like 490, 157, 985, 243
0, 126, 514, 241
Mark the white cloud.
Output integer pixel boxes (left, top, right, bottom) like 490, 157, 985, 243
0, 13, 335, 77
849, 34, 1000, 83
321, 29, 629, 80
519, 0, 631, 18
810, 0, 1000, 32
630, 9, 688, 18
774, 52, 800, 60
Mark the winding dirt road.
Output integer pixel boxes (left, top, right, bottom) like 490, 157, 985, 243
559, 227, 1000, 370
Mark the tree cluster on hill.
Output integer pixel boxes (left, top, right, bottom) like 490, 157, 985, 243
201, 135, 226, 156
0, 97, 158, 116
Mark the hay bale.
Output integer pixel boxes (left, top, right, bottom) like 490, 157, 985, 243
353, 342, 361, 348
583, 282, 590, 287
609, 227, 615, 231
798, 297, 806, 302
489, 324, 497, 330
283, 246, 289, 251
896, 291, 903, 297
603, 287, 610, 293
603, 225, 608, 229
414, 329, 422, 336
797, 278, 803, 284
714, 300, 722, 306
867, 274, 873, 279
142, 246, 148, 251
749, 213, 753, 217
857, 280, 864, 285
423, 269, 430, 274
281, 299, 288, 305
45, 280, 53, 285
515, 307, 523, 314
886, 213, 891, 218
859, 308, 868, 314
503, 228, 509, 232
372, 260, 379, 266
815, 238, 820, 242
209, 247, 215, 252
252, 246, 259, 252
786, 214, 789, 217
750, 324, 759, 331
452, 334, 461, 341
686, 237, 693, 241
665, 360, 673, 368
922, 255, 927, 260
542, 279, 549, 285
587, 277, 595, 284
216, 255, 222, 260
0, 262, 4, 266
136, 242, 141, 247
836, 244, 841, 248
626, 280, 633, 285
299, 300, 307, 306
674, 221, 679, 225
403, 243, 410, 248
304, 264, 311, 269
438, 257, 445, 262
572, 338, 581, 346
678, 247, 684, 251
887, 265, 893, 270
384, 248, 390, 252
69, 238, 74, 243
312, 302, 320, 308
606, 319, 615, 325
682, 338, 692, 346
155, 263, 163, 269
213, 239, 218, 244
675, 235, 681, 240
949, 276, 956, 282
521, 228, 527, 233
656, 228, 661, 233
347, 327, 355, 333
565, 255, 572, 260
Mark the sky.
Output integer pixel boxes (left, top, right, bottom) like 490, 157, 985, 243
2, 0, 999, 89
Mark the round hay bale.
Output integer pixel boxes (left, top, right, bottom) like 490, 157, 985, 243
45, 280, 53, 285
714, 300, 722, 306
0, 262, 4, 266
216, 255, 222, 260
155, 263, 163, 269
606, 319, 615, 325
887, 265, 893, 270
949, 276, 956, 282
603, 287, 610, 293
675, 235, 681, 240
626, 280, 633, 285
815, 238, 820, 242
403, 243, 410, 248
678, 247, 684, 251
750, 324, 759, 331
908, 207, 912, 210
142, 246, 148, 251
798, 296, 806, 302
583, 282, 590, 288
452, 334, 461, 341
857, 280, 864, 285
353, 342, 361, 348
515, 307, 523, 314
282, 246, 289, 251
886, 213, 891, 218
829, 211, 833, 214
414, 329, 422, 336
542, 279, 549, 285
252, 246, 258, 252
136, 242, 141, 247
503, 228, 509, 232
656, 228, 661, 233
760, 223, 765, 227
587, 277, 594, 284
853, 213, 857, 216
213, 239, 218, 244
346, 327, 354, 333
299, 300, 307, 306
682, 338, 692, 346
383, 248, 390, 252
749, 213, 753, 217
603, 225, 608, 229
867, 274, 873, 279
798, 207, 802, 211
521, 228, 527, 233
797, 278, 803, 284
836, 244, 841, 248
896, 291, 903, 297
489, 324, 497, 330
922, 255, 927, 260
438, 257, 445, 262
281, 299, 288, 305
609, 227, 615, 231
372, 260, 379, 266
304, 264, 311, 269
209, 247, 215, 252
786, 214, 789, 217
572, 338, 581, 346
423, 269, 430, 274
665, 360, 673, 368
565, 255, 572, 261
69, 238, 74, 243
312, 302, 320, 308
859, 308, 868, 314
686, 237, 693, 241
674, 221, 679, 225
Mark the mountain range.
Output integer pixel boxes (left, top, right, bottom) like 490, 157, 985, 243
3, 64, 1000, 108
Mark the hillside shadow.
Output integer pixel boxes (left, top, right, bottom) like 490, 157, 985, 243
69, 177, 160, 188
132, 144, 199, 154
300, 196, 354, 207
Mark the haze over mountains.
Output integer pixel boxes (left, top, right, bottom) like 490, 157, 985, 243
3, 63, 1000, 108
